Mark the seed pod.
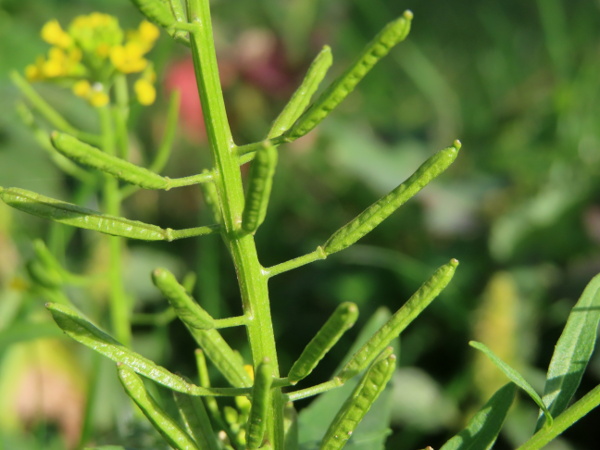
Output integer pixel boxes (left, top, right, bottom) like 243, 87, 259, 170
284, 11, 413, 141
268, 46, 333, 138
51, 132, 169, 190
26, 259, 62, 289
288, 302, 358, 384
130, 0, 176, 28
152, 268, 215, 330
117, 364, 199, 449
321, 348, 396, 450
241, 142, 278, 233
173, 390, 221, 450
0, 187, 218, 241
323, 140, 460, 256
46, 302, 209, 395
246, 359, 273, 449
338, 259, 458, 381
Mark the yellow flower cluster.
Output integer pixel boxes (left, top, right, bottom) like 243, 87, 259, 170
25, 13, 159, 107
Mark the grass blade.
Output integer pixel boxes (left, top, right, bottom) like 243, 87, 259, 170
469, 341, 553, 427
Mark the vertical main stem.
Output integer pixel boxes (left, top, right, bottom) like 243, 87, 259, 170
99, 106, 130, 346
186, 0, 284, 446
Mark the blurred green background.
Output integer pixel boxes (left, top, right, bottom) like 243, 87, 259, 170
1, 0, 599, 448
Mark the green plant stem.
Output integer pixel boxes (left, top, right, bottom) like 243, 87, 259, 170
99, 105, 131, 346
517, 384, 600, 449
185, 0, 284, 445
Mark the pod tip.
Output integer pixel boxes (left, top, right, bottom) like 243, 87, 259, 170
403, 10, 414, 20
453, 139, 462, 150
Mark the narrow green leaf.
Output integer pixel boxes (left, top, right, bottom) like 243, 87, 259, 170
247, 359, 274, 449
152, 268, 215, 330
268, 46, 333, 138
469, 341, 553, 427
440, 383, 516, 450
173, 391, 220, 450
284, 11, 413, 141
288, 302, 358, 384
46, 302, 245, 397
117, 364, 199, 449
323, 141, 460, 255
536, 271, 600, 430
338, 259, 458, 381
241, 141, 278, 233
321, 348, 396, 450
0, 187, 218, 241
518, 384, 600, 450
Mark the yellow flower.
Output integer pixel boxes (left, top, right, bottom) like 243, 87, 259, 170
110, 42, 148, 74
138, 21, 160, 46
41, 20, 72, 48
134, 78, 156, 105
89, 91, 109, 107
72, 80, 91, 98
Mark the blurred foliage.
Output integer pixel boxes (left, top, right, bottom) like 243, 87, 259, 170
1, 0, 600, 448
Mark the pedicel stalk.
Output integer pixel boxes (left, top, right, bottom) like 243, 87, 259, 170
2, 1, 463, 448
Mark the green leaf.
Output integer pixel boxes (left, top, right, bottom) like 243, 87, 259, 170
469, 341, 553, 427
440, 383, 516, 450
117, 364, 199, 450
536, 271, 600, 430
46, 302, 246, 397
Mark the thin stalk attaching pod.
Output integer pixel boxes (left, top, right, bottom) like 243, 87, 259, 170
152, 268, 215, 330
117, 364, 200, 450
46, 302, 247, 397
247, 359, 274, 450
284, 11, 413, 142
321, 348, 397, 450
0, 187, 219, 241
51, 132, 212, 190
323, 141, 460, 256
241, 141, 278, 234
338, 259, 458, 381
267, 46, 333, 139
288, 302, 359, 384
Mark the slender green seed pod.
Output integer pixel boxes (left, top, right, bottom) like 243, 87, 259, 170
338, 259, 458, 381
152, 268, 215, 330
130, 0, 177, 28
26, 259, 62, 289
0, 187, 218, 241
246, 359, 274, 450
117, 364, 199, 449
187, 327, 253, 388
200, 175, 222, 224
285, 11, 413, 141
321, 348, 396, 450
288, 302, 358, 384
46, 302, 216, 395
268, 46, 333, 138
51, 132, 169, 190
173, 390, 220, 450
241, 142, 278, 233
323, 140, 460, 255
